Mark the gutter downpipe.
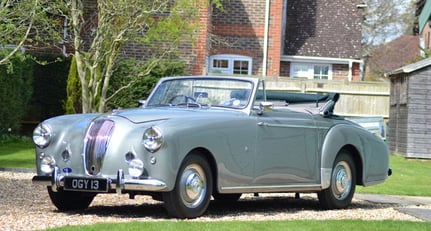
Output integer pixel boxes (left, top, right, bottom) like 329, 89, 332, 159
262, 0, 270, 77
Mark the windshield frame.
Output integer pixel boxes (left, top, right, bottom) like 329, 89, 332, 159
144, 76, 259, 113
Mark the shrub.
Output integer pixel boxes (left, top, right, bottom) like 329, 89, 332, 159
64, 56, 82, 114
0, 52, 33, 135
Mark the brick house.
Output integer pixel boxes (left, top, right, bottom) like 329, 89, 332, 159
203, 0, 365, 81
79, 0, 365, 81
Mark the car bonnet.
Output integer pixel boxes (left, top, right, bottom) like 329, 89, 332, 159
109, 107, 242, 123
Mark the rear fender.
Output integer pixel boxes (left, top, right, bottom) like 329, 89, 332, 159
320, 124, 365, 189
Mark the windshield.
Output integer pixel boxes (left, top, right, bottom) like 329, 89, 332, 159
146, 78, 254, 109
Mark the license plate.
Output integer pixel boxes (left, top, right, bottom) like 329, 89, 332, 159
64, 177, 108, 192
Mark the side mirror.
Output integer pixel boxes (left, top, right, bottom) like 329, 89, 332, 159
138, 100, 146, 108
258, 102, 274, 115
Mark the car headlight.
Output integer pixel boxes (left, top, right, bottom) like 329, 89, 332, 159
33, 124, 52, 148
143, 126, 163, 153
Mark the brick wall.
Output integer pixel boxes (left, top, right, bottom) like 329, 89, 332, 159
266, 0, 284, 76
211, 0, 284, 76
191, 1, 211, 75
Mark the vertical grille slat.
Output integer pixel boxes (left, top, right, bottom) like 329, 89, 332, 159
84, 119, 115, 175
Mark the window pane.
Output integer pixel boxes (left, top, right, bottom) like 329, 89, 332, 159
313, 65, 329, 79
213, 59, 229, 68
292, 64, 311, 78
233, 60, 249, 75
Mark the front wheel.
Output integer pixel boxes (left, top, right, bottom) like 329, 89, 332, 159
318, 151, 356, 209
47, 187, 96, 211
162, 153, 213, 218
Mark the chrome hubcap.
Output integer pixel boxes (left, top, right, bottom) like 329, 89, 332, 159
332, 161, 352, 200
180, 164, 206, 208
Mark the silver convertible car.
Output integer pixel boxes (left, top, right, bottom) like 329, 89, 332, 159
32, 76, 390, 218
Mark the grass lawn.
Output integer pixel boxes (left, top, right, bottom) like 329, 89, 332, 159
356, 154, 431, 197
0, 138, 34, 169
43, 220, 431, 231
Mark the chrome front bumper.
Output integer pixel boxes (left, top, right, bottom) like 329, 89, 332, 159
32, 167, 167, 193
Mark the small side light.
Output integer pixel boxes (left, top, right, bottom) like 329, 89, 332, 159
128, 159, 144, 177
40, 154, 56, 174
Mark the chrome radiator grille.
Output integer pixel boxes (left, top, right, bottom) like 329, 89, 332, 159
84, 119, 115, 175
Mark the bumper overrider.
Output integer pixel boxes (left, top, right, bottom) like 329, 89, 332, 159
32, 167, 167, 193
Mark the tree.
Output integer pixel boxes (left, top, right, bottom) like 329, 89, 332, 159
362, 0, 416, 54
69, 0, 213, 113
0, 0, 64, 65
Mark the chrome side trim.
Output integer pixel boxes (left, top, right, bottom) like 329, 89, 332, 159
32, 169, 167, 192
220, 184, 322, 193
257, 122, 328, 130
321, 167, 332, 189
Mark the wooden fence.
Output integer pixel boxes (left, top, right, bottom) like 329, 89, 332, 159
262, 77, 390, 118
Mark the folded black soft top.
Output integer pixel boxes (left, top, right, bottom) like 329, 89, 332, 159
256, 91, 339, 105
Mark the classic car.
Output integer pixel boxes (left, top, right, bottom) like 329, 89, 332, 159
32, 76, 391, 218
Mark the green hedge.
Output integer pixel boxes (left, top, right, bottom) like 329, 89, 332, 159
29, 56, 70, 120
0, 52, 33, 135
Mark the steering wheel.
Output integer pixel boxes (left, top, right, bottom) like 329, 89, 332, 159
168, 94, 197, 104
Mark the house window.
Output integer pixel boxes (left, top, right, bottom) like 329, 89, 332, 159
209, 55, 252, 75
292, 64, 310, 78
313, 65, 329, 79
291, 63, 332, 80
233, 60, 249, 74
213, 59, 228, 69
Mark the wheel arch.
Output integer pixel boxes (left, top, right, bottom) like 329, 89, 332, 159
185, 147, 218, 193
321, 124, 366, 188
340, 145, 364, 186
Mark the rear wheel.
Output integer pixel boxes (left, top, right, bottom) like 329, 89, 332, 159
318, 151, 356, 209
47, 187, 96, 211
162, 153, 213, 218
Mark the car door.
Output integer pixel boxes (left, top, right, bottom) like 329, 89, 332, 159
254, 109, 319, 185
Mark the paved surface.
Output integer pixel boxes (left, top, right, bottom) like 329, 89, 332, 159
356, 194, 431, 221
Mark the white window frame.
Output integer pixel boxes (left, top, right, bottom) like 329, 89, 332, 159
209, 54, 253, 75
290, 62, 332, 80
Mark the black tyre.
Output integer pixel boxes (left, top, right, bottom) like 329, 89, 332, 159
318, 151, 356, 209
47, 187, 96, 211
162, 153, 213, 218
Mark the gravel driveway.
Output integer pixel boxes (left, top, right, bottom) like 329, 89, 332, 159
0, 171, 425, 231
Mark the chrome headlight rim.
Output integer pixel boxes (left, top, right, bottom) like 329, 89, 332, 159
143, 126, 163, 153
33, 124, 52, 148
